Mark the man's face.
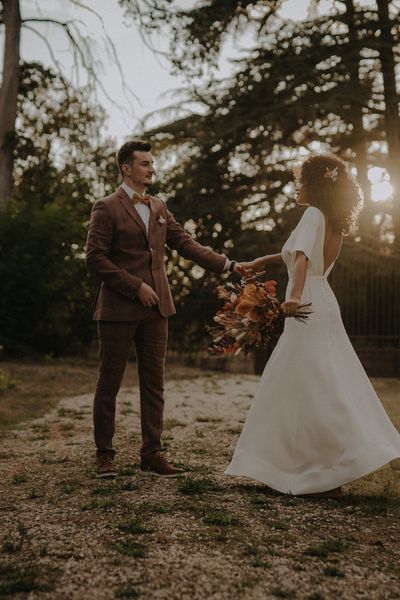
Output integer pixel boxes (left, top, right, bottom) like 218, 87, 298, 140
123, 151, 155, 187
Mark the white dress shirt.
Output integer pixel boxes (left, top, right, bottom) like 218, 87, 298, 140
121, 181, 151, 234
121, 181, 231, 271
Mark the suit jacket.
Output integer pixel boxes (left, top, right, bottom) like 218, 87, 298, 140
85, 186, 227, 321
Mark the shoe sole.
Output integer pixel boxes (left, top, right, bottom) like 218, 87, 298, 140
96, 472, 117, 479
139, 469, 185, 478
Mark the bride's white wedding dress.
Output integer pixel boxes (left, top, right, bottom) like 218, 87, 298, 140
225, 206, 400, 495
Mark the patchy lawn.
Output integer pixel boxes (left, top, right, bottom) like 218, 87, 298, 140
0, 367, 399, 599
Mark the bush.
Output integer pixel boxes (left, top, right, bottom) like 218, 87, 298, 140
0, 203, 96, 356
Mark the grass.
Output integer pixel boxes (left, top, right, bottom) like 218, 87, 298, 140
11, 473, 28, 485
118, 517, 153, 535
119, 463, 137, 477
178, 476, 221, 496
271, 588, 296, 599
110, 540, 148, 558
323, 565, 344, 578
0, 368, 18, 393
250, 495, 272, 509
115, 588, 140, 599
81, 498, 123, 511
59, 480, 81, 495
344, 494, 394, 515
304, 539, 346, 559
58, 407, 86, 419
0, 564, 51, 595
202, 511, 241, 527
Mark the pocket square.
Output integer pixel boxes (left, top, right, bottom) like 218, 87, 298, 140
158, 216, 166, 225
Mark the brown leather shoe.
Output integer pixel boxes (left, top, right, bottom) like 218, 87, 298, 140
140, 453, 185, 478
96, 452, 116, 479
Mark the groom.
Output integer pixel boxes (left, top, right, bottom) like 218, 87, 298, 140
86, 140, 242, 478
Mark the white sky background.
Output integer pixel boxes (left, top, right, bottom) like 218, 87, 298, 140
3, 0, 316, 144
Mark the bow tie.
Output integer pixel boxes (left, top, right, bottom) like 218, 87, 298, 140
132, 192, 151, 206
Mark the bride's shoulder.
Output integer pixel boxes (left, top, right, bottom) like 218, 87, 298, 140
298, 205, 324, 227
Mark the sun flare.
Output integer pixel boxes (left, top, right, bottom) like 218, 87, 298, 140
368, 167, 393, 202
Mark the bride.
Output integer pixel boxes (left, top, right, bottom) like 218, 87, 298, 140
225, 154, 400, 497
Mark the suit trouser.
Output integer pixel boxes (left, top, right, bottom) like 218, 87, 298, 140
93, 309, 168, 461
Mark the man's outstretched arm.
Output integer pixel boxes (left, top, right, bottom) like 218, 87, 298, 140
165, 206, 241, 274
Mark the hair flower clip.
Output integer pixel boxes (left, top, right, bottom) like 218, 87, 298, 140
324, 166, 339, 182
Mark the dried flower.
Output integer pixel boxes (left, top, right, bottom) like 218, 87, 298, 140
207, 277, 312, 355
324, 166, 339, 182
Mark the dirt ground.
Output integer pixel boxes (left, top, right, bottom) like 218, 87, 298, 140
0, 368, 399, 600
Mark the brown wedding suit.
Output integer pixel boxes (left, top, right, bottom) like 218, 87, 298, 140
86, 186, 226, 460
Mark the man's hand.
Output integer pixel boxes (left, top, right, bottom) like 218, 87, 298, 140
281, 297, 300, 317
233, 263, 250, 277
233, 262, 262, 278
137, 282, 159, 307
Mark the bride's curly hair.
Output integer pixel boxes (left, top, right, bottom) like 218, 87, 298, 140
295, 154, 363, 235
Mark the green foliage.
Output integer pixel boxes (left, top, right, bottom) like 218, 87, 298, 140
0, 63, 119, 357
202, 511, 241, 526
304, 538, 346, 559
110, 540, 148, 558
130, 0, 400, 349
0, 202, 93, 356
118, 517, 153, 534
178, 476, 221, 495
0, 369, 18, 393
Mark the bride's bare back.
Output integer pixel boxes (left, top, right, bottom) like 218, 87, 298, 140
323, 220, 343, 275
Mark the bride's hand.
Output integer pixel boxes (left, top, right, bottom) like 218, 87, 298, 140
281, 297, 300, 317
235, 262, 255, 277
236, 257, 266, 277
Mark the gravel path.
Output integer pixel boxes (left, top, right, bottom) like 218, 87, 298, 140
0, 371, 399, 600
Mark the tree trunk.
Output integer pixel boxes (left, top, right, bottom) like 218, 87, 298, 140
342, 0, 372, 234
0, 0, 21, 211
376, 0, 400, 251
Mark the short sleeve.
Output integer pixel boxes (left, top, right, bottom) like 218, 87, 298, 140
290, 206, 323, 261
282, 206, 324, 273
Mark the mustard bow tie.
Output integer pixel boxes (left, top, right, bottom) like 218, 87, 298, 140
132, 192, 151, 206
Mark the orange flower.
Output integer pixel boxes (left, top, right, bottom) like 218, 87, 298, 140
264, 279, 276, 290
242, 286, 266, 307
248, 308, 260, 322
236, 299, 254, 316
243, 283, 257, 295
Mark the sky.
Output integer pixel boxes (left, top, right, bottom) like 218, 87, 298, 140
8, 0, 313, 143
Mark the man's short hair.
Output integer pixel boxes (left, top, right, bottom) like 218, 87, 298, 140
117, 140, 152, 175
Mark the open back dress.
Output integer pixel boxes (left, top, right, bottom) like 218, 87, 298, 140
225, 206, 400, 495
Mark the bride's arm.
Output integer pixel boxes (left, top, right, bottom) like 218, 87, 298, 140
242, 253, 284, 273
281, 251, 308, 317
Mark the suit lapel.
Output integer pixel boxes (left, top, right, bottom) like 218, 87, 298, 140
117, 187, 148, 240
148, 198, 158, 247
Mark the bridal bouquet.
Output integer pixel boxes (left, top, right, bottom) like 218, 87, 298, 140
207, 276, 312, 355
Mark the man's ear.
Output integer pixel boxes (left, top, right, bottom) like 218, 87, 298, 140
122, 163, 130, 176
